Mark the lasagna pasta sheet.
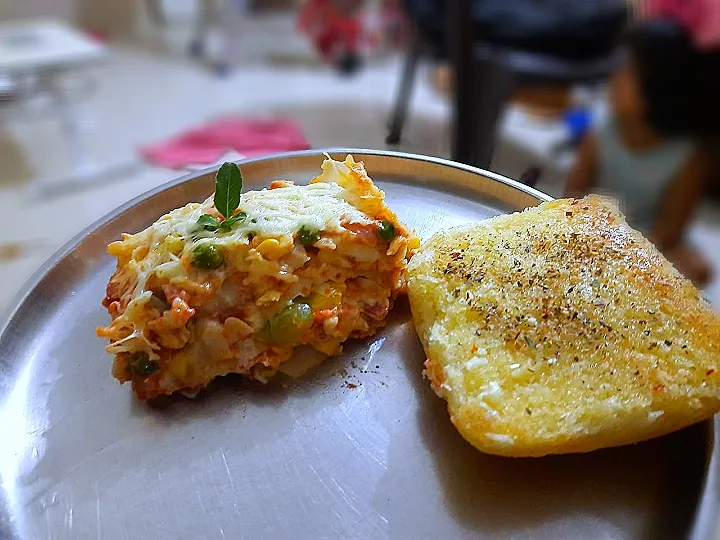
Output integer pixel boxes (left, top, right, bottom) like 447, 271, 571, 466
97, 155, 418, 399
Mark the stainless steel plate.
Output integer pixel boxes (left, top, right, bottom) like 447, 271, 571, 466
0, 149, 717, 540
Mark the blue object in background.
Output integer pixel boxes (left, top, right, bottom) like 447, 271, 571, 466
564, 106, 593, 145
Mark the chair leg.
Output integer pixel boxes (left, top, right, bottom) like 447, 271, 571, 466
467, 54, 515, 169
449, 0, 516, 169
386, 29, 421, 145
449, 0, 479, 165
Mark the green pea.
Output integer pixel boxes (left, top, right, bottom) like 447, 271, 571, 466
258, 300, 314, 345
377, 220, 396, 242
298, 226, 321, 246
192, 243, 224, 269
129, 353, 159, 377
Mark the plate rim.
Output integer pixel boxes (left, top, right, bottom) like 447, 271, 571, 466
0, 148, 716, 539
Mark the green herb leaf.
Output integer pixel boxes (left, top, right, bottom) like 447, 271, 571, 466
214, 162, 243, 220
218, 211, 247, 231
197, 214, 221, 231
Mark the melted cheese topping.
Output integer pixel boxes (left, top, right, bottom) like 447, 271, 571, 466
225, 181, 369, 238
110, 157, 374, 306
150, 176, 369, 243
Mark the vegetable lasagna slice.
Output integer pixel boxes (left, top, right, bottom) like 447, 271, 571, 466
97, 155, 418, 399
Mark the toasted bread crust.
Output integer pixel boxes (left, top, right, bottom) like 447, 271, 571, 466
408, 196, 720, 456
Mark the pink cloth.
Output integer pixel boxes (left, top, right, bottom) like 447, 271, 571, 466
642, 0, 720, 49
141, 117, 311, 169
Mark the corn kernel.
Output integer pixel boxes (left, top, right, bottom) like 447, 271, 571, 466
408, 237, 421, 250
168, 354, 189, 378
313, 339, 343, 356
163, 235, 185, 255
256, 238, 291, 260
311, 288, 343, 309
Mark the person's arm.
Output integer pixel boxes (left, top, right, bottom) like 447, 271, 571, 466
564, 134, 598, 198
648, 148, 711, 250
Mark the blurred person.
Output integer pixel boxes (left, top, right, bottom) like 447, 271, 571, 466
297, 0, 366, 74
565, 2, 720, 288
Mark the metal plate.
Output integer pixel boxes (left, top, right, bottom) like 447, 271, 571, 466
0, 149, 717, 540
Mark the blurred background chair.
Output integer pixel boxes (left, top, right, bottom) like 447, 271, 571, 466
387, 0, 627, 169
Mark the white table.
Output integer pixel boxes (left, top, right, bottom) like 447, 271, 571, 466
0, 20, 139, 198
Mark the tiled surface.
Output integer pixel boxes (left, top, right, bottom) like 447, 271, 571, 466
1, 15, 719, 317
